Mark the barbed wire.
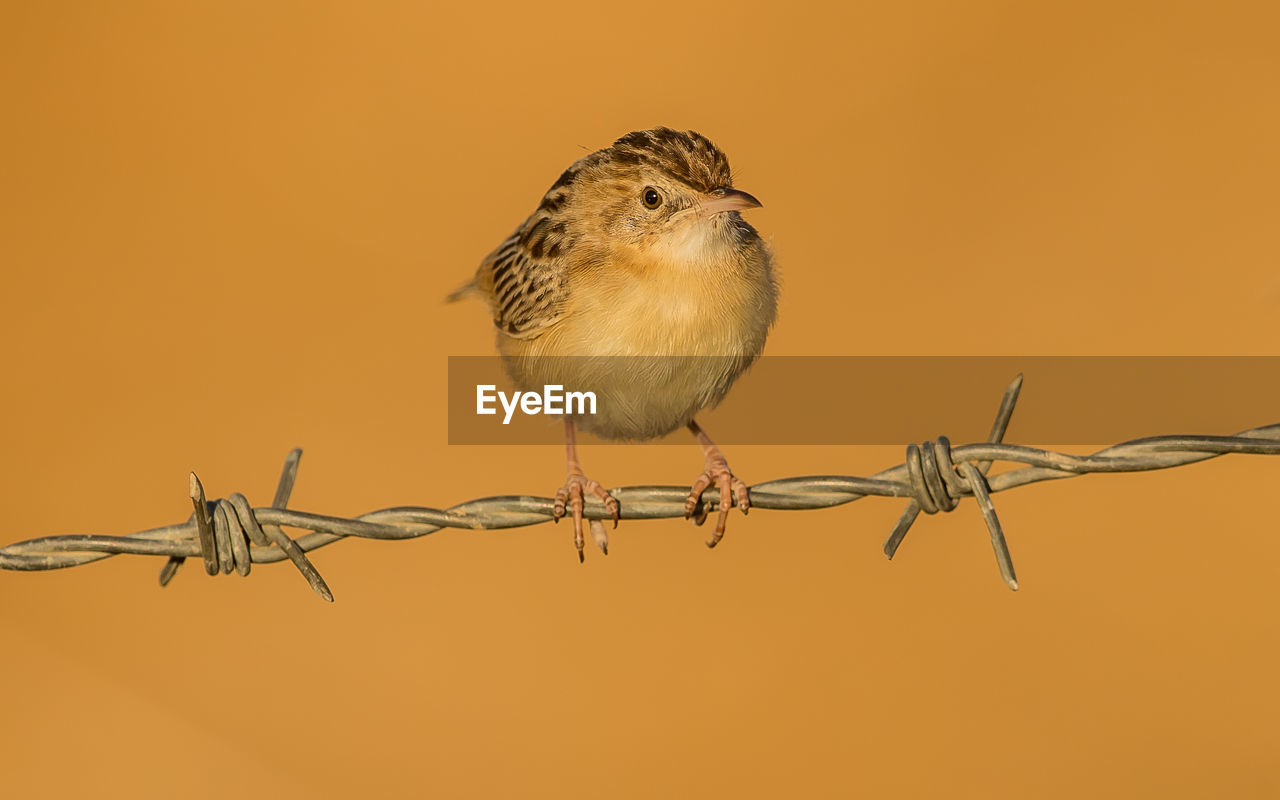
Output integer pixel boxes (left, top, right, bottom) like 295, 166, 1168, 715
3, 375, 1278, 600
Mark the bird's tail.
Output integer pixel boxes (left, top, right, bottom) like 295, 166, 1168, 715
446, 280, 479, 303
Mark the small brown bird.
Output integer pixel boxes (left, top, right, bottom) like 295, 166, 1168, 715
450, 128, 778, 559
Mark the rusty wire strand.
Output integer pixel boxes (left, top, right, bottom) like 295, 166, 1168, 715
3, 375, 1279, 600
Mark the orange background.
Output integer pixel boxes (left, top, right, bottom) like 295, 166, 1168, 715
2, 2, 1278, 797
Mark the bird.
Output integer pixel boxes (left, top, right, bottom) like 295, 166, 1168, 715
449, 128, 778, 560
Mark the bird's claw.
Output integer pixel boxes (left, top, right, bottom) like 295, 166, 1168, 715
684, 460, 750, 548
553, 472, 618, 561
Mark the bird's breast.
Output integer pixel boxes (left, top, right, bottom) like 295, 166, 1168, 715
497, 236, 777, 440
565, 242, 772, 357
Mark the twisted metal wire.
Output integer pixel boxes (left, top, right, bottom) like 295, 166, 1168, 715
3, 375, 1279, 600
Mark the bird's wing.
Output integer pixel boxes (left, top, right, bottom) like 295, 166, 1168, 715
474, 211, 573, 340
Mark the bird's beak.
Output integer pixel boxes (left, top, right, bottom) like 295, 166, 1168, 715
699, 186, 763, 215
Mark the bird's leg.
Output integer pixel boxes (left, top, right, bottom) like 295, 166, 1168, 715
684, 418, 751, 548
552, 418, 620, 562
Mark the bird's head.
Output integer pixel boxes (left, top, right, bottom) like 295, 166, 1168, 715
540, 128, 763, 266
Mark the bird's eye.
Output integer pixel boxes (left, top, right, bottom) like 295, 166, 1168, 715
641, 187, 663, 209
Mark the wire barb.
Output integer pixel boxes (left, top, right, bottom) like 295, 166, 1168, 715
884, 375, 1024, 570
163, 451, 331, 600
3, 377, 1278, 599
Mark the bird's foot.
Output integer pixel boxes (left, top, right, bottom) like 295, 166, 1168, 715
684, 451, 751, 548
553, 471, 619, 562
